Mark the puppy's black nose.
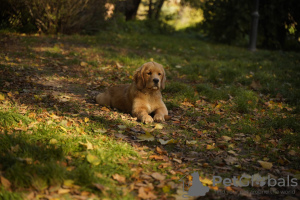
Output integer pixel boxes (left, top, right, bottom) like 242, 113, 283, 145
153, 78, 159, 84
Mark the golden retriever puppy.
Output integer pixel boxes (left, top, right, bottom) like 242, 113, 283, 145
96, 62, 168, 124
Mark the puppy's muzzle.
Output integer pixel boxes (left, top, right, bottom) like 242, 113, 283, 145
153, 78, 159, 84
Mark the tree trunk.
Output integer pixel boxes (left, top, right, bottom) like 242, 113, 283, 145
154, 0, 164, 20
148, 0, 153, 19
125, 0, 141, 21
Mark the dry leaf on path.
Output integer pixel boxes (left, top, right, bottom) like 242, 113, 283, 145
138, 187, 157, 199
258, 160, 273, 169
112, 174, 126, 183
151, 172, 166, 181
158, 138, 178, 145
136, 132, 155, 142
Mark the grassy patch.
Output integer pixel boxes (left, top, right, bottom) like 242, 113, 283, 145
0, 30, 299, 199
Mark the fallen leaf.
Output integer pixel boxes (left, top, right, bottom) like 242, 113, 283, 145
250, 80, 262, 90
158, 138, 178, 145
154, 123, 164, 130
288, 150, 296, 156
258, 160, 272, 169
112, 174, 126, 183
164, 115, 172, 121
117, 125, 127, 130
151, 172, 165, 181
221, 136, 232, 142
136, 132, 155, 142
28, 112, 36, 118
93, 183, 106, 191
227, 150, 238, 156
186, 140, 197, 145
60, 126, 67, 132
63, 179, 75, 188
94, 128, 107, 134
80, 61, 88, 67
173, 158, 182, 164
156, 147, 166, 154
115, 133, 128, 139
206, 144, 215, 150
0, 176, 11, 190
86, 153, 100, 165
58, 188, 70, 194
224, 156, 238, 165
49, 138, 58, 145
200, 177, 213, 186
138, 187, 157, 199
0, 93, 5, 101
79, 140, 93, 150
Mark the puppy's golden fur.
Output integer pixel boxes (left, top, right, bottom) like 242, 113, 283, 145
96, 62, 168, 124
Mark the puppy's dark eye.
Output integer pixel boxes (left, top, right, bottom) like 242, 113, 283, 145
147, 72, 152, 75
158, 73, 161, 76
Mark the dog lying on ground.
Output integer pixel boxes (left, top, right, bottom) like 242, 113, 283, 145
96, 62, 168, 124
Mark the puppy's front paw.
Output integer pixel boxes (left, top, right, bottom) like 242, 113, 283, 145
142, 115, 154, 124
154, 114, 165, 122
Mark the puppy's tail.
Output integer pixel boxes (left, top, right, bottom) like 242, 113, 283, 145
95, 92, 110, 106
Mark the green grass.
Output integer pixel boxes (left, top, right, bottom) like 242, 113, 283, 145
0, 30, 299, 199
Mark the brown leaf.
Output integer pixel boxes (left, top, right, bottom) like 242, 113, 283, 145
151, 172, 165, 181
164, 115, 172, 121
250, 80, 261, 90
112, 174, 126, 183
224, 156, 238, 165
138, 187, 157, 199
221, 136, 232, 142
93, 183, 106, 191
156, 147, 166, 155
0, 176, 11, 190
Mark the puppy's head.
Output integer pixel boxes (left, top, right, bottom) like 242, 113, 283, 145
134, 62, 166, 91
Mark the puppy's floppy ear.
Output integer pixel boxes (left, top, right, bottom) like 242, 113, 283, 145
134, 65, 145, 90
160, 66, 166, 90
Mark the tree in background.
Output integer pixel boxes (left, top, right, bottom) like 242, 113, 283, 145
185, 0, 300, 50
0, 0, 107, 34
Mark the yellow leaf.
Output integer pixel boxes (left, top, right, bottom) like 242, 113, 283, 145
58, 188, 70, 194
79, 140, 93, 150
84, 117, 89, 123
86, 153, 100, 165
28, 112, 36, 118
162, 185, 170, 193
158, 139, 178, 145
0, 93, 5, 100
136, 132, 155, 142
60, 126, 67, 132
206, 144, 215, 150
154, 123, 164, 129
200, 177, 213, 186
49, 138, 58, 145
254, 135, 261, 142
186, 140, 197, 145
63, 179, 75, 188
258, 160, 273, 169
80, 61, 88, 67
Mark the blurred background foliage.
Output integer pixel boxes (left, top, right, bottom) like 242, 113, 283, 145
0, 0, 299, 50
